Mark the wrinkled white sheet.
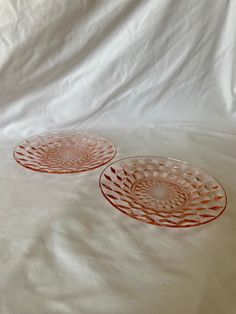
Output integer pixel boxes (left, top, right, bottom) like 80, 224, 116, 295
1, 1, 236, 313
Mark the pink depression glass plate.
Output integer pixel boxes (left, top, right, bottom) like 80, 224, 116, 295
14, 131, 116, 174
99, 156, 227, 228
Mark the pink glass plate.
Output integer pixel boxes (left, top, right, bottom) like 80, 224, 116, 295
14, 131, 116, 174
99, 156, 227, 228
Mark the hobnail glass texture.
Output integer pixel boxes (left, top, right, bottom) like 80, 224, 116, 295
14, 131, 116, 174
99, 156, 227, 228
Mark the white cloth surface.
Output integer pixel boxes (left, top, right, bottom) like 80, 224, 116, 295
1, 1, 236, 313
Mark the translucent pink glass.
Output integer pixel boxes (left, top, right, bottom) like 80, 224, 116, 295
99, 156, 227, 228
14, 131, 116, 174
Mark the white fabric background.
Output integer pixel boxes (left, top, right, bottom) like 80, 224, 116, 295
1, 1, 236, 313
